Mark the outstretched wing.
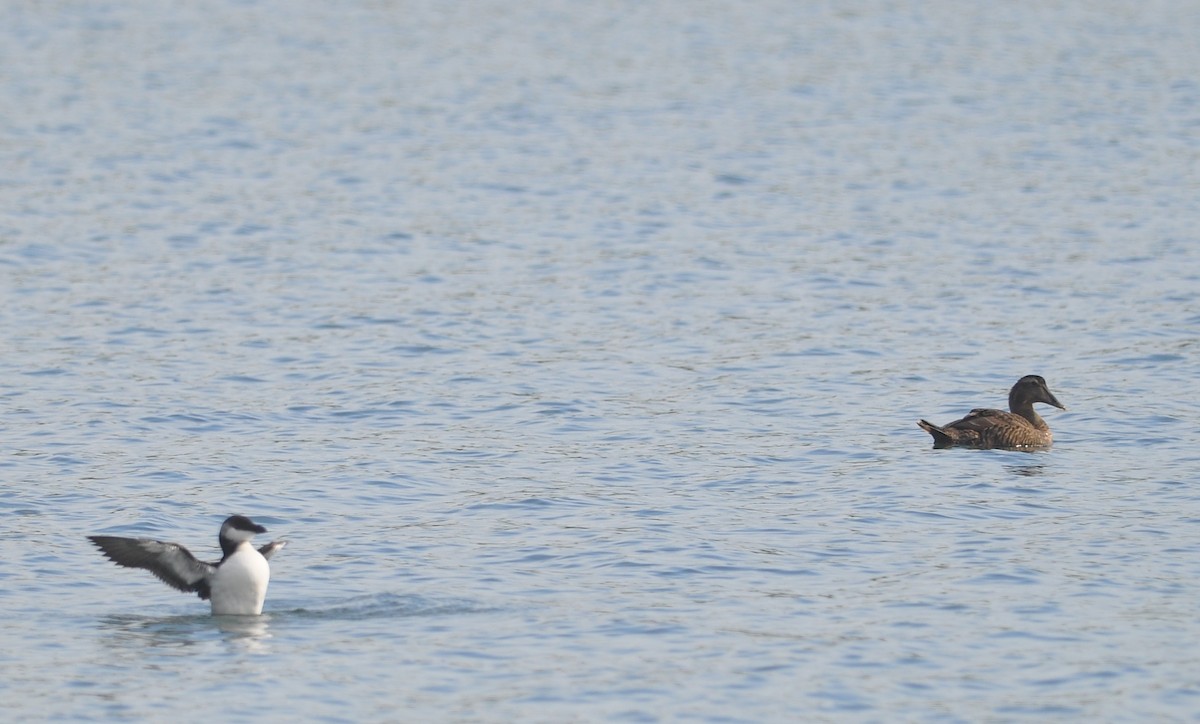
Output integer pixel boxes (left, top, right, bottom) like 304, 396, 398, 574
258, 540, 287, 560
88, 536, 216, 596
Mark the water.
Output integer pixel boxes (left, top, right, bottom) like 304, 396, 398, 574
2, 0, 1199, 720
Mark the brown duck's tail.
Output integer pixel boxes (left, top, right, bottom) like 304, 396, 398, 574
918, 419, 955, 448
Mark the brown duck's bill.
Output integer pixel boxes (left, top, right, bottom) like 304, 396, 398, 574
1044, 390, 1066, 410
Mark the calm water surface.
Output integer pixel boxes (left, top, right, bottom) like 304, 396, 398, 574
2, 1, 1199, 721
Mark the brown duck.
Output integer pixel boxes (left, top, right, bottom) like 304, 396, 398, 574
918, 375, 1066, 450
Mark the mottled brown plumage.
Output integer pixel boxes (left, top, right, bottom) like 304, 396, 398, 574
918, 375, 1066, 450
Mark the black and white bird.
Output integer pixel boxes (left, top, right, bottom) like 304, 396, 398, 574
88, 515, 286, 615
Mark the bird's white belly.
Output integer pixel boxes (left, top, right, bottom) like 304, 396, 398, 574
209, 548, 270, 615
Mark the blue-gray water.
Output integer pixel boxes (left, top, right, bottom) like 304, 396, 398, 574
3, 1, 1199, 721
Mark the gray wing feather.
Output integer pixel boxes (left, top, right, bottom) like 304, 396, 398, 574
88, 536, 215, 594
258, 540, 287, 560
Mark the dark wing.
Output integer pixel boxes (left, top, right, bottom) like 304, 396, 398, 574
944, 408, 1046, 449
258, 540, 287, 561
944, 407, 1018, 433
88, 536, 216, 597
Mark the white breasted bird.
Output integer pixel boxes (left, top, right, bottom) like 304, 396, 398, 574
89, 515, 286, 615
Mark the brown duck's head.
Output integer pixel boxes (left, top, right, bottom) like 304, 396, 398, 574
1011, 375, 1066, 410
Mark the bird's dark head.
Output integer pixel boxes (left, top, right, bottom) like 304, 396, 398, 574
220, 515, 267, 543
1012, 375, 1066, 410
